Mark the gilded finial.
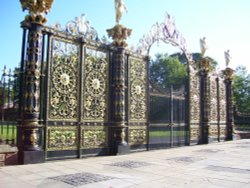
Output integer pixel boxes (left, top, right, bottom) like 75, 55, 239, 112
20, 0, 54, 25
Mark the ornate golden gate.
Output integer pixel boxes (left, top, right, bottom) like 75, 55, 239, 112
45, 34, 110, 159
18, 10, 148, 161
17, 1, 234, 164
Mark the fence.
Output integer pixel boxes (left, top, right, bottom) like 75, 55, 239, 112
0, 66, 19, 145
149, 82, 189, 149
234, 107, 250, 130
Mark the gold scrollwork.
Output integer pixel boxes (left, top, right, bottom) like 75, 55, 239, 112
189, 72, 200, 122
210, 77, 218, 122
219, 81, 227, 122
128, 126, 147, 145
129, 58, 147, 121
82, 126, 107, 148
209, 126, 218, 137
190, 127, 200, 139
83, 49, 108, 121
48, 39, 79, 120
220, 127, 226, 137
47, 126, 77, 151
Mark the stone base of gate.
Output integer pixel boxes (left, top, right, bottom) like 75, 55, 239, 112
232, 133, 238, 140
115, 145, 130, 155
208, 136, 218, 143
18, 150, 45, 164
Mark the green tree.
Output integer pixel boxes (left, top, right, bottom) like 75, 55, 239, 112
170, 52, 218, 71
150, 53, 188, 89
233, 66, 250, 112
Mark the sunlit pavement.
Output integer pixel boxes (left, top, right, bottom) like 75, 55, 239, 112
1, 139, 250, 188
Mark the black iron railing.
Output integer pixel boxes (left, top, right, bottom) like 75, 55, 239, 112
0, 66, 19, 145
234, 107, 250, 131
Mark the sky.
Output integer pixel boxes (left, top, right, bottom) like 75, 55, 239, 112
1, 0, 250, 73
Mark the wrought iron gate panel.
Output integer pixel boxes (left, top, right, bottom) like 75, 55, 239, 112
47, 37, 80, 121
149, 86, 188, 149
209, 75, 219, 141
189, 67, 201, 144
45, 34, 110, 157
46, 37, 80, 154
81, 47, 109, 149
82, 48, 109, 122
128, 56, 148, 148
218, 77, 227, 140
46, 126, 78, 151
81, 125, 107, 149
128, 57, 147, 122
128, 126, 147, 146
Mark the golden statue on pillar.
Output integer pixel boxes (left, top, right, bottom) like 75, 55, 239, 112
200, 37, 208, 57
114, 0, 128, 24
107, 0, 131, 48
224, 49, 231, 67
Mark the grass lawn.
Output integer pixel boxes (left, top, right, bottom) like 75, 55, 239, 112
235, 125, 250, 130
0, 124, 17, 143
149, 130, 187, 138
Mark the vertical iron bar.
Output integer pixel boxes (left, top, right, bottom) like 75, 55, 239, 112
39, 33, 46, 150
44, 33, 51, 157
18, 28, 27, 121
78, 40, 84, 158
0, 121, 2, 143
145, 56, 150, 151
13, 71, 17, 109
2, 66, 6, 122
39, 33, 46, 123
6, 122, 9, 144
11, 122, 15, 145
216, 77, 220, 142
7, 69, 11, 109
170, 85, 173, 147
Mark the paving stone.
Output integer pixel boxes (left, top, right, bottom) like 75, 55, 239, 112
166, 156, 204, 163
206, 165, 250, 174
193, 149, 223, 153
49, 172, 115, 186
108, 160, 152, 169
1, 139, 250, 188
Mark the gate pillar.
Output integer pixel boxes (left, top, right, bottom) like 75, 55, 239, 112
199, 58, 211, 144
18, 0, 54, 164
223, 68, 235, 140
107, 24, 132, 154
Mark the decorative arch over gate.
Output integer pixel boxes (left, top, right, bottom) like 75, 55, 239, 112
136, 13, 192, 63
137, 13, 193, 148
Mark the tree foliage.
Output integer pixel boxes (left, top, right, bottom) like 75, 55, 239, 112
233, 66, 250, 112
191, 53, 218, 71
170, 52, 218, 71
150, 53, 188, 89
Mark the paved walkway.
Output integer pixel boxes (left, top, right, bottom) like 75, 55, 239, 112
1, 140, 250, 188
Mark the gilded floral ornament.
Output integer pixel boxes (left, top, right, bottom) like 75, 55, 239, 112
47, 126, 77, 150
49, 39, 79, 120
199, 58, 211, 73
83, 49, 108, 121
107, 24, 132, 48
20, 0, 54, 24
82, 127, 107, 148
223, 67, 234, 80
129, 59, 147, 121
129, 127, 147, 145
